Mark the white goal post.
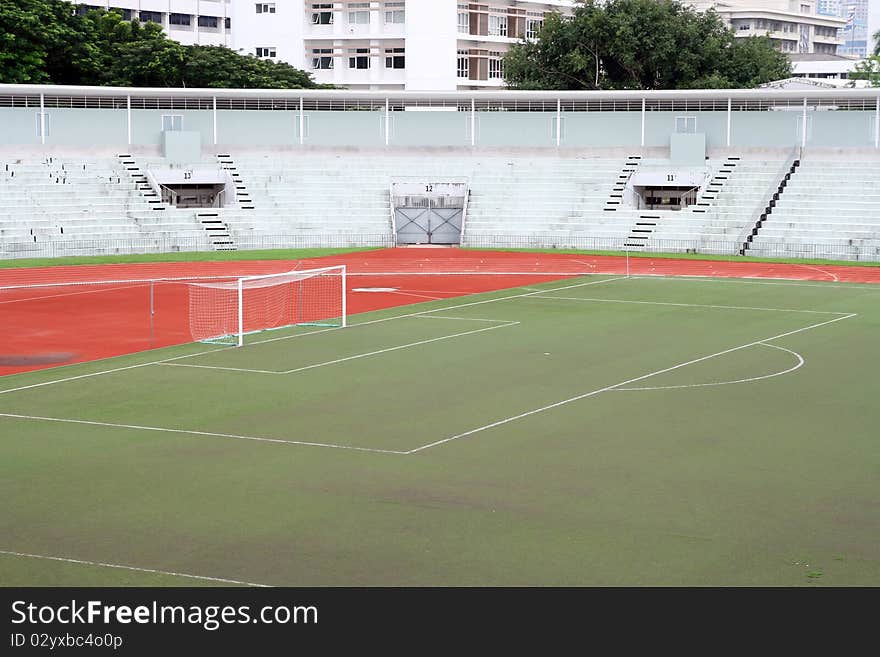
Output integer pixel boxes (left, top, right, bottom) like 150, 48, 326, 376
187, 265, 347, 347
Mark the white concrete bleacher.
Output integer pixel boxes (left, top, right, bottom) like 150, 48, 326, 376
218, 153, 630, 248
748, 159, 880, 261
0, 156, 209, 257
642, 158, 788, 255
2, 150, 878, 262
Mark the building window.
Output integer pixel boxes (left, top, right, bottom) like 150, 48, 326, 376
349, 48, 370, 69
385, 47, 405, 69
457, 50, 469, 78
526, 13, 543, 39
255, 47, 277, 58
385, 2, 405, 24
225, 17, 231, 29
35, 112, 50, 138
675, 117, 697, 134
488, 9, 508, 37
169, 13, 191, 26
312, 4, 333, 24
312, 48, 334, 69
255, 3, 276, 13
488, 52, 504, 79
349, 3, 370, 25
110, 8, 134, 21
162, 115, 183, 132
75, 5, 101, 16
458, 6, 469, 34
198, 15, 219, 28
139, 11, 163, 24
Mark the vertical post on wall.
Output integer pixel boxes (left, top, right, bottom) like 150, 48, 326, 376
640, 97, 646, 147
556, 98, 562, 147
212, 96, 218, 145
802, 97, 808, 149
39, 93, 46, 145
385, 97, 390, 146
299, 97, 305, 146
726, 97, 732, 147
875, 95, 879, 149
471, 98, 476, 147
237, 278, 244, 348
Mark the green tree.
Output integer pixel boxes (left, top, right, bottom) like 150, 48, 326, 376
1, 0, 324, 88
716, 36, 792, 89
851, 55, 880, 87
182, 46, 326, 89
504, 0, 791, 90
0, 0, 78, 83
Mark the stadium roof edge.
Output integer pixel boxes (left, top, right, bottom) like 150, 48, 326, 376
2, 84, 879, 102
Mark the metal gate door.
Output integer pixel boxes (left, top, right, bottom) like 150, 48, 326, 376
395, 207, 463, 245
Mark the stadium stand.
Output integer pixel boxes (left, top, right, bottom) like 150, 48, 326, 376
0, 156, 210, 255
748, 158, 880, 261
1, 86, 878, 261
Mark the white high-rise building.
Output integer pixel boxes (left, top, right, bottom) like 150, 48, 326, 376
70, 1, 576, 90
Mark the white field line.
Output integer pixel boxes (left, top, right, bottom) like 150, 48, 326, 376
405, 313, 857, 454
162, 321, 520, 375
529, 295, 853, 316
387, 290, 445, 301
630, 274, 878, 291
796, 264, 840, 282
414, 315, 516, 323
0, 276, 627, 396
0, 412, 409, 455
0, 283, 151, 305
0, 549, 270, 587
615, 343, 804, 391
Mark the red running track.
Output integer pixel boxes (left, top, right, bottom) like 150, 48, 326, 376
1, 247, 878, 376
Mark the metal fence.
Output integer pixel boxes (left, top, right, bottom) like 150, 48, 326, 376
461, 235, 880, 263
0, 234, 395, 260
1, 233, 877, 263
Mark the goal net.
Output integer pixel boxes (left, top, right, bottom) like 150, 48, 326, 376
187, 265, 346, 346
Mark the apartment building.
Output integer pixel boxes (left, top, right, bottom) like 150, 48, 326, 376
687, 1, 846, 54
71, 1, 576, 90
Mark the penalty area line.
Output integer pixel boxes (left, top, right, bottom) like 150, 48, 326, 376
0, 276, 625, 395
0, 413, 409, 455
0, 549, 270, 587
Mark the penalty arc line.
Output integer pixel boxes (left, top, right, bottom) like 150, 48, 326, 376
615, 342, 804, 391
0, 550, 270, 587
405, 312, 857, 454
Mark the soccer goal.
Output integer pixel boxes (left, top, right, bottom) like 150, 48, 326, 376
187, 265, 347, 347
